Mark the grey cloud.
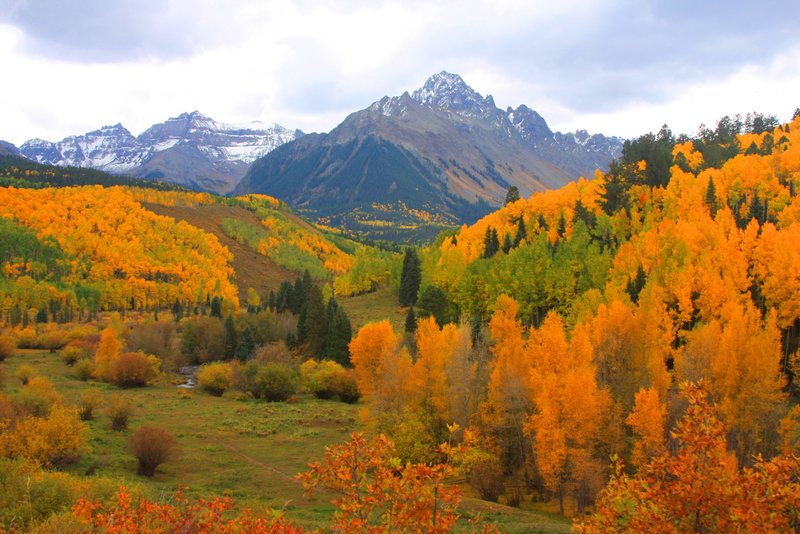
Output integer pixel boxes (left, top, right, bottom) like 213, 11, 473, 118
2, 0, 230, 62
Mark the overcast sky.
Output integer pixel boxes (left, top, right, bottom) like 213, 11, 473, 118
2, 0, 799, 146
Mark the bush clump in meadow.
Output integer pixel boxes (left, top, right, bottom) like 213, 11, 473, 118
300, 359, 342, 399
329, 369, 361, 403
197, 362, 233, 396
77, 389, 104, 421
14, 376, 62, 417
0, 335, 16, 361
111, 352, 159, 388
127, 426, 179, 477
105, 395, 133, 431
15, 364, 36, 385
251, 362, 297, 402
61, 345, 84, 366
75, 358, 95, 381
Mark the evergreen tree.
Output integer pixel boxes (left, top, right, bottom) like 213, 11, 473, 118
35, 308, 48, 323
482, 226, 500, 258
501, 233, 513, 254
276, 281, 292, 313
513, 216, 527, 247
267, 290, 276, 311
417, 285, 455, 326
325, 301, 352, 366
291, 276, 306, 314
172, 299, 183, 322
573, 199, 596, 228
304, 285, 327, 357
224, 314, 237, 359
405, 307, 417, 333
399, 248, 422, 306
537, 214, 548, 231
750, 190, 765, 224
705, 177, 719, 217
235, 325, 255, 361
625, 265, 647, 304
745, 141, 759, 155
210, 296, 222, 318
557, 212, 567, 238
505, 186, 520, 205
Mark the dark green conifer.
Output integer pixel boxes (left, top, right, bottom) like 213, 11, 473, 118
399, 248, 422, 306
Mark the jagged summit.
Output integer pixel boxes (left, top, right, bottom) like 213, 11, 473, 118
412, 71, 497, 117
18, 112, 301, 193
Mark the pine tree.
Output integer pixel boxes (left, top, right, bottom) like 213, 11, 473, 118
172, 299, 183, 322
210, 296, 222, 318
505, 186, 520, 205
325, 301, 352, 366
705, 177, 719, 217
538, 214, 548, 231
502, 233, 513, 254
573, 199, 596, 228
482, 226, 500, 258
405, 307, 417, 333
224, 314, 237, 359
513, 216, 527, 247
399, 248, 422, 307
304, 285, 327, 357
235, 325, 255, 361
557, 212, 567, 238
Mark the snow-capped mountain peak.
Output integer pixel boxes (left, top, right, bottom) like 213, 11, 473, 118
411, 71, 496, 117
19, 112, 302, 193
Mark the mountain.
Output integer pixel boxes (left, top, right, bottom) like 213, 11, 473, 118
19, 112, 301, 193
0, 140, 21, 157
234, 72, 622, 239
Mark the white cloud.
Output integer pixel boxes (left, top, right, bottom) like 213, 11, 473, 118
1, 0, 799, 145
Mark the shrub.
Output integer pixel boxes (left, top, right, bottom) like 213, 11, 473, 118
1, 405, 88, 467
253, 363, 297, 402
300, 359, 344, 399
61, 345, 83, 366
197, 362, 233, 396
469, 458, 505, 502
0, 335, 16, 361
329, 369, 361, 403
127, 426, 179, 477
180, 316, 225, 363
105, 395, 133, 431
75, 358, 95, 381
15, 364, 36, 385
39, 330, 68, 353
126, 321, 177, 360
15, 376, 62, 417
251, 341, 296, 366
111, 352, 159, 388
78, 389, 103, 421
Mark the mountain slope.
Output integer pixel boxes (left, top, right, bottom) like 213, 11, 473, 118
19, 112, 301, 193
235, 72, 622, 240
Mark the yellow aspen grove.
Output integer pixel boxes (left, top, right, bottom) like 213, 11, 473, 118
626, 387, 667, 469
94, 327, 122, 381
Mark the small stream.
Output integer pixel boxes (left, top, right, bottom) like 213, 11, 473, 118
177, 365, 199, 388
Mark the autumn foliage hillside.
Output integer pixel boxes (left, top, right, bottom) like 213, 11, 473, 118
0, 187, 361, 325
348, 112, 800, 519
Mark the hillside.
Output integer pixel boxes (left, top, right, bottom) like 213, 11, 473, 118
235, 72, 622, 241
0, 184, 364, 325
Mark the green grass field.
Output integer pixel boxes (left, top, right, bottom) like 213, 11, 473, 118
2, 349, 572, 532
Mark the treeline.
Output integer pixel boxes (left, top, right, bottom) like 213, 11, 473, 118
0, 155, 184, 191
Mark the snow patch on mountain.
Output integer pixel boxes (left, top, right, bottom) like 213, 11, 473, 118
19, 111, 300, 175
